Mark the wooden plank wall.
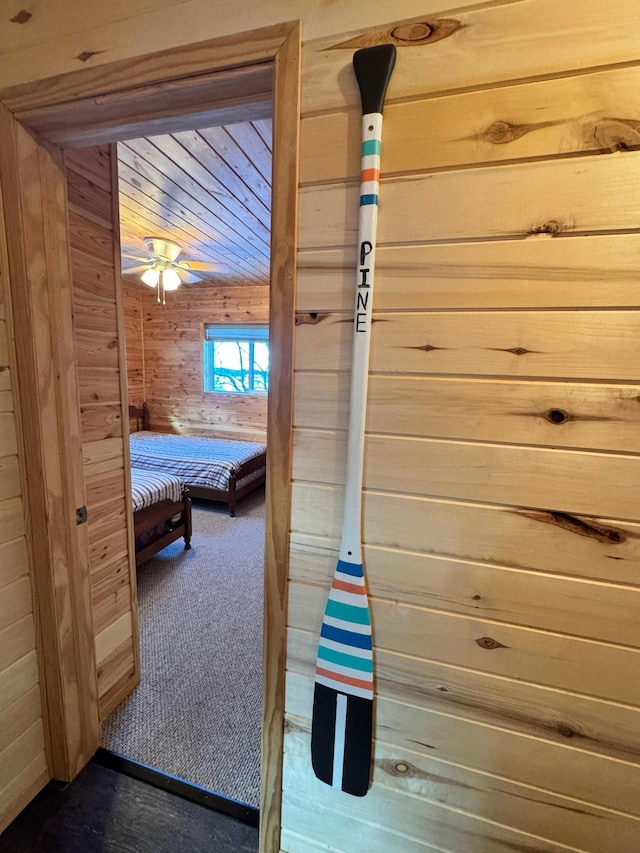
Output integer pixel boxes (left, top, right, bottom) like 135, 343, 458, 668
284, 8, 640, 853
0, 247, 48, 833
123, 279, 269, 441
65, 144, 139, 720
123, 280, 145, 407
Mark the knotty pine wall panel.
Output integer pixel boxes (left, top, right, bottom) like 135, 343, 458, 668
1, 0, 639, 94
66, 144, 138, 719
0, 274, 48, 832
122, 280, 145, 408
299, 64, 640, 184
294, 373, 640, 453
124, 280, 269, 441
285, 6, 640, 852
298, 156, 640, 248
295, 309, 640, 379
296, 235, 640, 312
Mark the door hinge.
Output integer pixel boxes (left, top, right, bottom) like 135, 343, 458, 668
76, 505, 88, 525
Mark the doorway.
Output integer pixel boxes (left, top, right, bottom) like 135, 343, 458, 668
99, 119, 273, 809
0, 22, 299, 853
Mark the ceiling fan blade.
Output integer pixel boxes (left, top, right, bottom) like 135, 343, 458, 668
122, 254, 151, 262
179, 261, 221, 272
122, 265, 152, 275
179, 270, 202, 284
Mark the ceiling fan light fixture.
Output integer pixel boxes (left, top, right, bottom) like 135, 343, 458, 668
141, 267, 160, 287
162, 267, 181, 291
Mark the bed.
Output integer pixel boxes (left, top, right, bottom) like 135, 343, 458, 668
131, 467, 192, 567
129, 404, 267, 516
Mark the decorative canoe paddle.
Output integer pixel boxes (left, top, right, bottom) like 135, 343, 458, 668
311, 43, 397, 797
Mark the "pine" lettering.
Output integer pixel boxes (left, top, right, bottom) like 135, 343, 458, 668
356, 241, 373, 332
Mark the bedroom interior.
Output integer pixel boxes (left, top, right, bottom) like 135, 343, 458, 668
95, 119, 273, 809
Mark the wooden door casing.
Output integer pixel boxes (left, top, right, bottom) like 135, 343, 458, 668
0, 104, 100, 797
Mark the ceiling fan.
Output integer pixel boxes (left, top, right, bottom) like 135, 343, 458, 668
123, 237, 220, 303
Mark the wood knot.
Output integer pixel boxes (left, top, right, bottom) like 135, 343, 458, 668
283, 718, 305, 734
378, 758, 419, 778
507, 347, 529, 356
546, 408, 568, 424
471, 594, 482, 601
401, 18, 462, 46
558, 724, 575, 738
437, 686, 448, 692
294, 311, 330, 326
390, 22, 433, 42
476, 636, 507, 650
480, 120, 527, 145
10, 9, 31, 23
527, 219, 564, 237
587, 117, 640, 153
475, 118, 561, 146
546, 511, 626, 545
329, 18, 461, 50
76, 50, 104, 63
520, 508, 628, 545
412, 343, 446, 353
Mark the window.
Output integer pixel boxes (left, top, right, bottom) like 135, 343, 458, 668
203, 324, 269, 394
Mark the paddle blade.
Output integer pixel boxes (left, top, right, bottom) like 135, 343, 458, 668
311, 557, 374, 796
311, 684, 373, 797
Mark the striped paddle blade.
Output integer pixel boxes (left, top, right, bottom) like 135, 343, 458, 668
311, 559, 373, 796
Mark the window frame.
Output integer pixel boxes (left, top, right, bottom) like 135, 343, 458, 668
202, 323, 270, 395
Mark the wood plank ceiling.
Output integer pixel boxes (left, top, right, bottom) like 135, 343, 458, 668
117, 118, 272, 286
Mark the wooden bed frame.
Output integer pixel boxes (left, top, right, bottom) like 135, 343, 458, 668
133, 487, 192, 567
129, 403, 267, 516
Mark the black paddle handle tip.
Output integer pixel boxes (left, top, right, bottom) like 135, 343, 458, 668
353, 44, 397, 115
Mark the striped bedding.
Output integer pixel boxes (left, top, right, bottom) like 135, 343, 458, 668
130, 466, 184, 513
129, 431, 267, 492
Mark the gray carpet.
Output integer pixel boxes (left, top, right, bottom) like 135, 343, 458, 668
102, 488, 265, 808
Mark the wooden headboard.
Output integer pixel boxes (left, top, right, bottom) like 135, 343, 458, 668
129, 402, 150, 432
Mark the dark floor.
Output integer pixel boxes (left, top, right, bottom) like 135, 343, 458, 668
0, 761, 259, 853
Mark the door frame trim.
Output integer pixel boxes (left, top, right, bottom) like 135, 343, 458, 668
0, 102, 101, 786
0, 21, 300, 853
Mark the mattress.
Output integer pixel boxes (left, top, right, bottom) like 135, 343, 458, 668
129, 431, 267, 492
130, 466, 184, 512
